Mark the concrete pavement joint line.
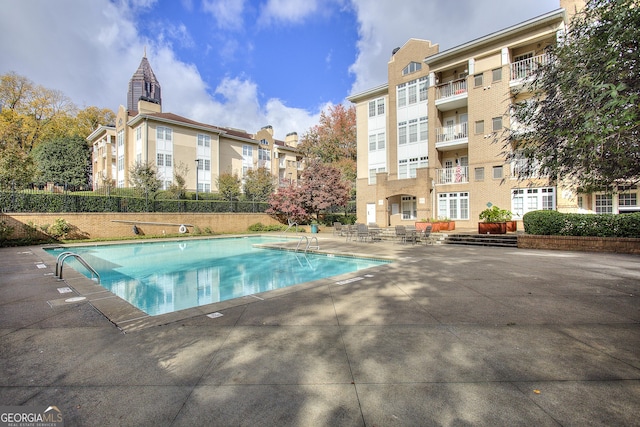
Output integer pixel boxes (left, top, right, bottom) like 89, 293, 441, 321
249, 294, 264, 301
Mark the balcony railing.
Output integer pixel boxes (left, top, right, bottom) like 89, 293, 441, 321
436, 166, 469, 184
510, 53, 550, 81
435, 78, 467, 101
436, 122, 468, 143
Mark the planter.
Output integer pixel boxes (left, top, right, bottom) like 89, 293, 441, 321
415, 222, 431, 231
507, 220, 517, 232
310, 224, 319, 233
478, 222, 507, 234
447, 221, 456, 231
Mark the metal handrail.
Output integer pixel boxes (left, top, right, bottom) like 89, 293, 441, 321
295, 235, 319, 252
55, 252, 100, 283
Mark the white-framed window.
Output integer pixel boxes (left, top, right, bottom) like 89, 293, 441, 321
419, 117, 428, 141
438, 192, 469, 220
401, 196, 417, 220
511, 151, 541, 178
197, 134, 211, 147
117, 155, 124, 171
419, 78, 428, 102
408, 120, 418, 143
369, 167, 386, 185
511, 187, 556, 218
402, 61, 422, 75
369, 133, 385, 151
595, 194, 613, 214
408, 85, 417, 104
369, 98, 385, 117
398, 122, 407, 145
135, 126, 142, 141
398, 159, 408, 179
397, 85, 406, 108
117, 130, 124, 147
156, 153, 164, 166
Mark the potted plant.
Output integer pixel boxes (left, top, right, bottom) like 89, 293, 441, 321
415, 218, 431, 231
478, 206, 512, 234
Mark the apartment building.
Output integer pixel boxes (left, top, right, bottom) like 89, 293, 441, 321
348, 0, 637, 228
88, 55, 302, 193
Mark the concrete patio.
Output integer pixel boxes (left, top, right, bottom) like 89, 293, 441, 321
0, 235, 639, 426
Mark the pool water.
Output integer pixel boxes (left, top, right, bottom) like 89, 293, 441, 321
46, 237, 388, 316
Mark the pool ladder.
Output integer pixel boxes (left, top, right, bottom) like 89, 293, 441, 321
296, 235, 319, 252
55, 251, 101, 283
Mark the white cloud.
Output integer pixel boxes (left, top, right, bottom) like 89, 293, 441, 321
347, 0, 560, 96
202, 0, 247, 30
259, 0, 318, 24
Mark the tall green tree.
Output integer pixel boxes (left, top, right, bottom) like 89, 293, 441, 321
243, 167, 275, 201
217, 172, 241, 201
31, 136, 91, 188
129, 161, 162, 196
0, 144, 35, 190
506, 0, 640, 191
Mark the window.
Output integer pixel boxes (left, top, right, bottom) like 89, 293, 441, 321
511, 187, 555, 218
198, 134, 211, 147
368, 167, 385, 185
475, 167, 484, 181
401, 196, 417, 219
408, 120, 418, 143
243, 145, 253, 158
369, 133, 386, 151
398, 122, 407, 145
398, 159, 408, 179
369, 98, 385, 117
419, 117, 428, 141
419, 78, 428, 101
402, 61, 422, 75
156, 153, 164, 166
377, 133, 385, 150
595, 194, 613, 214
438, 192, 469, 220
492, 68, 502, 82
408, 85, 417, 104
117, 155, 124, 171
474, 73, 483, 87
157, 126, 172, 141
369, 135, 376, 151
475, 120, 484, 134
493, 165, 503, 179
165, 154, 172, 167
203, 159, 210, 171
619, 192, 637, 207
397, 86, 406, 108
511, 151, 540, 178
135, 126, 142, 141
117, 130, 124, 147
492, 117, 503, 131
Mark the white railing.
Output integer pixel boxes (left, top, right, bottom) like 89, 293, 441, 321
436, 122, 468, 143
437, 166, 469, 184
510, 53, 550, 81
435, 78, 467, 100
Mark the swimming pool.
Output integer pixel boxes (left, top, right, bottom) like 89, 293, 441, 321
46, 237, 388, 316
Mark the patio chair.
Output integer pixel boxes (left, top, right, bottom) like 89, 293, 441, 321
344, 224, 356, 241
420, 225, 436, 245
333, 222, 343, 236
395, 225, 407, 244
356, 223, 370, 242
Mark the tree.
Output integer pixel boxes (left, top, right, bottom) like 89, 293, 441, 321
266, 183, 310, 224
298, 104, 357, 182
129, 161, 161, 197
0, 144, 35, 190
217, 172, 241, 202
506, 0, 640, 191
243, 167, 275, 201
167, 162, 189, 199
31, 136, 91, 188
298, 161, 351, 220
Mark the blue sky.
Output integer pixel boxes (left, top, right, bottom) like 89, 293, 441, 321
0, 0, 559, 139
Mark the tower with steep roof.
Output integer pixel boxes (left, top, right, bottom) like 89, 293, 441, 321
127, 51, 161, 113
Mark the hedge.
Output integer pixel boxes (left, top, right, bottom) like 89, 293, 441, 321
523, 210, 640, 238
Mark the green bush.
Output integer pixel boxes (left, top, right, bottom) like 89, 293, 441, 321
247, 222, 287, 232
0, 221, 14, 241
321, 214, 356, 226
47, 218, 71, 238
523, 210, 640, 237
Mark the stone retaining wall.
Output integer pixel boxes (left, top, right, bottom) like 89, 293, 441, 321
1, 212, 281, 240
518, 234, 640, 255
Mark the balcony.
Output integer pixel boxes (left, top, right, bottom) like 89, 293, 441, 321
435, 122, 468, 151
510, 53, 551, 89
434, 78, 467, 111
436, 166, 469, 185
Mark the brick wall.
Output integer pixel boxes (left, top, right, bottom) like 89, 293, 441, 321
1, 212, 281, 240
518, 234, 640, 255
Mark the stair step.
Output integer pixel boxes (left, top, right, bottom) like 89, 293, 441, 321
443, 234, 518, 248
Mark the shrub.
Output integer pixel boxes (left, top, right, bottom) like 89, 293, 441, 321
47, 218, 71, 238
523, 210, 640, 238
248, 222, 287, 232
479, 206, 512, 223
0, 221, 14, 241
